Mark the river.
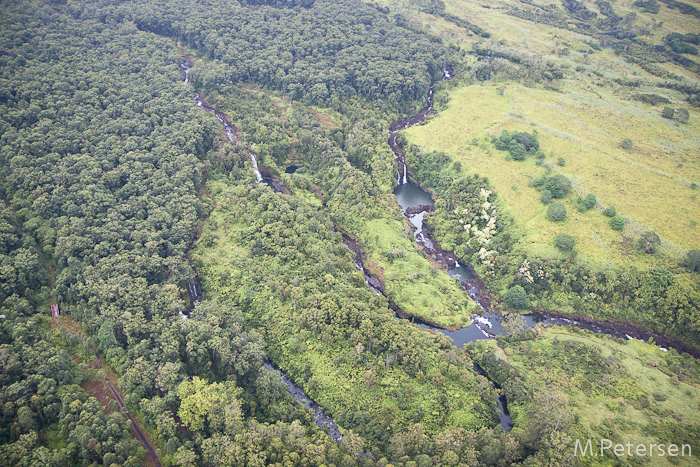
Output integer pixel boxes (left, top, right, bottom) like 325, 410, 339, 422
181, 56, 341, 442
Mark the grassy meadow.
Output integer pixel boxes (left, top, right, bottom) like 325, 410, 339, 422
476, 328, 700, 466
397, 0, 700, 271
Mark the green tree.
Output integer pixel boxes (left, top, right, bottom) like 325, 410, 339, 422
675, 108, 690, 123
577, 193, 596, 212
540, 190, 552, 204
502, 312, 527, 335
504, 285, 529, 309
610, 216, 624, 231
554, 233, 576, 251
603, 206, 616, 217
178, 377, 244, 435
544, 175, 571, 199
685, 250, 700, 272
547, 202, 567, 222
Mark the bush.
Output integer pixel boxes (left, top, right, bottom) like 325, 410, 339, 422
554, 233, 576, 251
635, 230, 660, 254
577, 193, 596, 212
610, 216, 624, 231
557, 157, 566, 166
603, 206, 616, 217
504, 285, 528, 309
529, 175, 547, 189
685, 249, 700, 272
545, 175, 572, 198
675, 108, 689, 123
620, 138, 633, 149
662, 107, 675, 119
547, 202, 567, 222
540, 189, 552, 204
494, 130, 539, 160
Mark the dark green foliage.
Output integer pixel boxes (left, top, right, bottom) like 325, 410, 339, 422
675, 108, 690, 123
493, 130, 539, 161
577, 193, 597, 212
540, 190, 552, 204
666, 33, 700, 55
662, 107, 675, 119
241, 0, 315, 7
685, 249, 700, 272
603, 206, 617, 217
529, 175, 547, 189
610, 216, 625, 231
72, 0, 449, 106
504, 285, 529, 309
557, 157, 566, 166
632, 93, 671, 105
635, 230, 661, 254
633, 0, 660, 13
621, 138, 634, 149
547, 202, 567, 222
554, 233, 576, 251
544, 175, 572, 199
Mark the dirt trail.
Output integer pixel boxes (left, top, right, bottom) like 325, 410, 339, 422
55, 318, 163, 467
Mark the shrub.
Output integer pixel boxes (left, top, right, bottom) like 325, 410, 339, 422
578, 193, 596, 212
529, 175, 547, 189
620, 138, 633, 149
675, 108, 689, 123
545, 174, 572, 198
540, 189, 552, 204
610, 216, 624, 231
453, 161, 462, 172
557, 157, 566, 166
504, 285, 528, 309
635, 231, 660, 254
547, 202, 567, 222
662, 107, 675, 119
554, 233, 576, 251
508, 140, 527, 161
685, 249, 700, 272
512, 132, 539, 151
603, 206, 616, 217
632, 93, 671, 105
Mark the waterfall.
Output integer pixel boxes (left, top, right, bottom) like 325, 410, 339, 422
455, 260, 460, 268
251, 154, 264, 182
402, 163, 407, 185
184, 69, 189, 84
397, 162, 402, 185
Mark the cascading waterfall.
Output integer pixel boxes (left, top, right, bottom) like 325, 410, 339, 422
184, 60, 263, 184
250, 154, 264, 182
403, 163, 407, 185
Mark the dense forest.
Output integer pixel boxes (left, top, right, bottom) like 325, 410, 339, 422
1, 0, 699, 465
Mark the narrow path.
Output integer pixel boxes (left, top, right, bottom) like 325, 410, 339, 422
55, 318, 163, 467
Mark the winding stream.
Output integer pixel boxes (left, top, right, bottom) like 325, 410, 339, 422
182, 56, 341, 442
264, 362, 343, 442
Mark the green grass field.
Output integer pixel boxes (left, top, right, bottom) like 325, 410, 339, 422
406, 82, 700, 267
478, 328, 700, 466
397, 0, 700, 270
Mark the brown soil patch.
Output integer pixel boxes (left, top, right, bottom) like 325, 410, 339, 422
311, 108, 335, 128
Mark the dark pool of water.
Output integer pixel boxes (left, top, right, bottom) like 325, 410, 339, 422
394, 183, 433, 211
285, 165, 299, 174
